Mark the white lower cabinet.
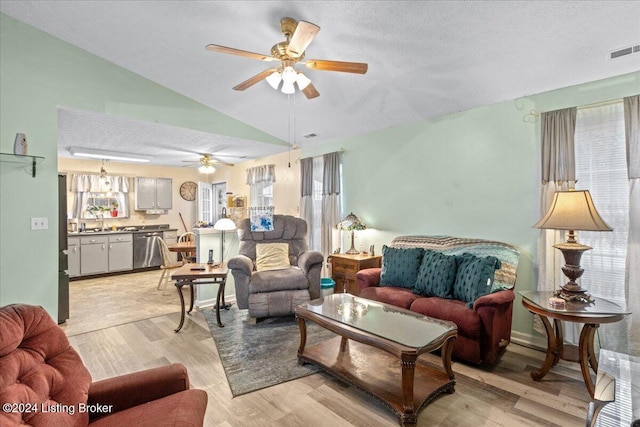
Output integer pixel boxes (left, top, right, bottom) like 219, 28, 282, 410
68, 237, 80, 277
80, 235, 108, 275
108, 234, 133, 272
75, 233, 134, 276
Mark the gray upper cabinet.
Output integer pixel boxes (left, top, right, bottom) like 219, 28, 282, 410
135, 177, 172, 210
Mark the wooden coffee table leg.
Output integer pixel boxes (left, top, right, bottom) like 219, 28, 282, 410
340, 337, 349, 352
441, 335, 456, 381
531, 314, 558, 381
400, 356, 417, 427
296, 316, 307, 365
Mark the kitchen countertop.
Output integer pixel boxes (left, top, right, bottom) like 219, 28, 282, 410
68, 225, 177, 236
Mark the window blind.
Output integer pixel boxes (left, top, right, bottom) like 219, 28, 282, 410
574, 101, 628, 303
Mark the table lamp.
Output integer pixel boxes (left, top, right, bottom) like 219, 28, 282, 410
213, 208, 237, 263
533, 189, 612, 299
336, 212, 367, 255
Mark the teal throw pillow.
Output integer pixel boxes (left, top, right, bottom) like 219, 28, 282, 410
380, 245, 424, 289
414, 250, 457, 298
453, 253, 502, 307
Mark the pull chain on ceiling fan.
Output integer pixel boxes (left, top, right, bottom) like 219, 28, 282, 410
206, 17, 368, 99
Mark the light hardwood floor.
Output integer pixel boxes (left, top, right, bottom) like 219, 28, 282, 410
65, 271, 592, 426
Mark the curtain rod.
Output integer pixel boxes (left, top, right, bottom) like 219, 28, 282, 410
299, 148, 346, 162
523, 98, 623, 123
62, 170, 135, 177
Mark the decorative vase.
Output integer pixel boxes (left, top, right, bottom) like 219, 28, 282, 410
13, 133, 27, 155
111, 210, 118, 217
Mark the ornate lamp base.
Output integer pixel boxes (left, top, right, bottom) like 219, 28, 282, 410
553, 241, 594, 304
345, 230, 359, 254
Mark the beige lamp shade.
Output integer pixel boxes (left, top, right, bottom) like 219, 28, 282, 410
533, 190, 612, 232
533, 189, 612, 297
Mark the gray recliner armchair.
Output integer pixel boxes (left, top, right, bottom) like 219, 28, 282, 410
228, 215, 324, 322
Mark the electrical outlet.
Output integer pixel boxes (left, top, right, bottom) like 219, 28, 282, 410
31, 217, 48, 230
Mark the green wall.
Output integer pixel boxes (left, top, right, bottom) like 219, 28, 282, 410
0, 14, 282, 318
302, 71, 640, 340
2, 12, 638, 341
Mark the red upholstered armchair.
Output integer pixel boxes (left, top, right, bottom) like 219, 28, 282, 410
0, 304, 207, 427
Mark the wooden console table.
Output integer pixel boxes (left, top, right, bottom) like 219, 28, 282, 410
328, 253, 381, 295
519, 291, 630, 398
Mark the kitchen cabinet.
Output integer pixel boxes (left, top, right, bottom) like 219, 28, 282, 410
80, 235, 108, 275
135, 177, 172, 210
67, 237, 80, 277
108, 234, 133, 272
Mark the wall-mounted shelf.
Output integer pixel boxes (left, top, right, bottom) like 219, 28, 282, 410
0, 152, 45, 177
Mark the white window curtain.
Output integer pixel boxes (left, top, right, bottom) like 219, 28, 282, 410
300, 157, 314, 244
537, 108, 577, 291
246, 164, 275, 207
321, 152, 341, 265
623, 95, 639, 355
299, 152, 341, 275
536, 107, 577, 339
575, 101, 629, 351
70, 174, 130, 219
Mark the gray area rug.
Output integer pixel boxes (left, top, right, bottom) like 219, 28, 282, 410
203, 305, 335, 397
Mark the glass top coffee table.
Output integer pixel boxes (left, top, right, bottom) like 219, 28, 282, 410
295, 293, 458, 427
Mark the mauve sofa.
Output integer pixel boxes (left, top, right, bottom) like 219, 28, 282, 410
0, 304, 207, 427
357, 236, 520, 365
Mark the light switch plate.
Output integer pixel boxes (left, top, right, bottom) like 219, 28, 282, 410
31, 217, 48, 230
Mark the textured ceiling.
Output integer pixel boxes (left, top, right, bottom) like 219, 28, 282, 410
2, 1, 639, 167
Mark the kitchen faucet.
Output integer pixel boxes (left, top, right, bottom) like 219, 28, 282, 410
97, 213, 105, 231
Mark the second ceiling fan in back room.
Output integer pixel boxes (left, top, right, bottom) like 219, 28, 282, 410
206, 17, 368, 99
182, 153, 235, 174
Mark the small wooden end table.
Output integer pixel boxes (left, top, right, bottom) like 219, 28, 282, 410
519, 291, 630, 398
296, 293, 457, 427
172, 262, 229, 332
328, 253, 382, 295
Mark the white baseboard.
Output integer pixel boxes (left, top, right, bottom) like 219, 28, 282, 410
195, 294, 236, 310
511, 331, 547, 352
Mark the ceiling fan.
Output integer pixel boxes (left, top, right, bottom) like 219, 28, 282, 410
206, 17, 368, 99
182, 154, 234, 174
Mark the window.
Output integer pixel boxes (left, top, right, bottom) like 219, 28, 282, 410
574, 101, 628, 303
250, 182, 273, 207
198, 182, 212, 224
246, 164, 275, 207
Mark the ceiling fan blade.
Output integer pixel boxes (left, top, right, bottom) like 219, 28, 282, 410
205, 44, 278, 62
304, 59, 368, 74
286, 21, 320, 58
212, 159, 235, 167
301, 82, 320, 99
233, 68, 279, 91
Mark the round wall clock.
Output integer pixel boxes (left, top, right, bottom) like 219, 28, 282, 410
179, 181, 197, 201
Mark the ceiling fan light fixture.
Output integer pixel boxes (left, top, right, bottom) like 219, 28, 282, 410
295, 72, 311, 90
281, 80, 295, 95
198, 164, 216, 174
265, 71, 282, 90
281, 66, 297, 84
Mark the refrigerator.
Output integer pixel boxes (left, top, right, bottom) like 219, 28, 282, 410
58, 174, 69, 323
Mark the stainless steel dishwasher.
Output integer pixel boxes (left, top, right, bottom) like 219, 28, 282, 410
133, 231, 163, 268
